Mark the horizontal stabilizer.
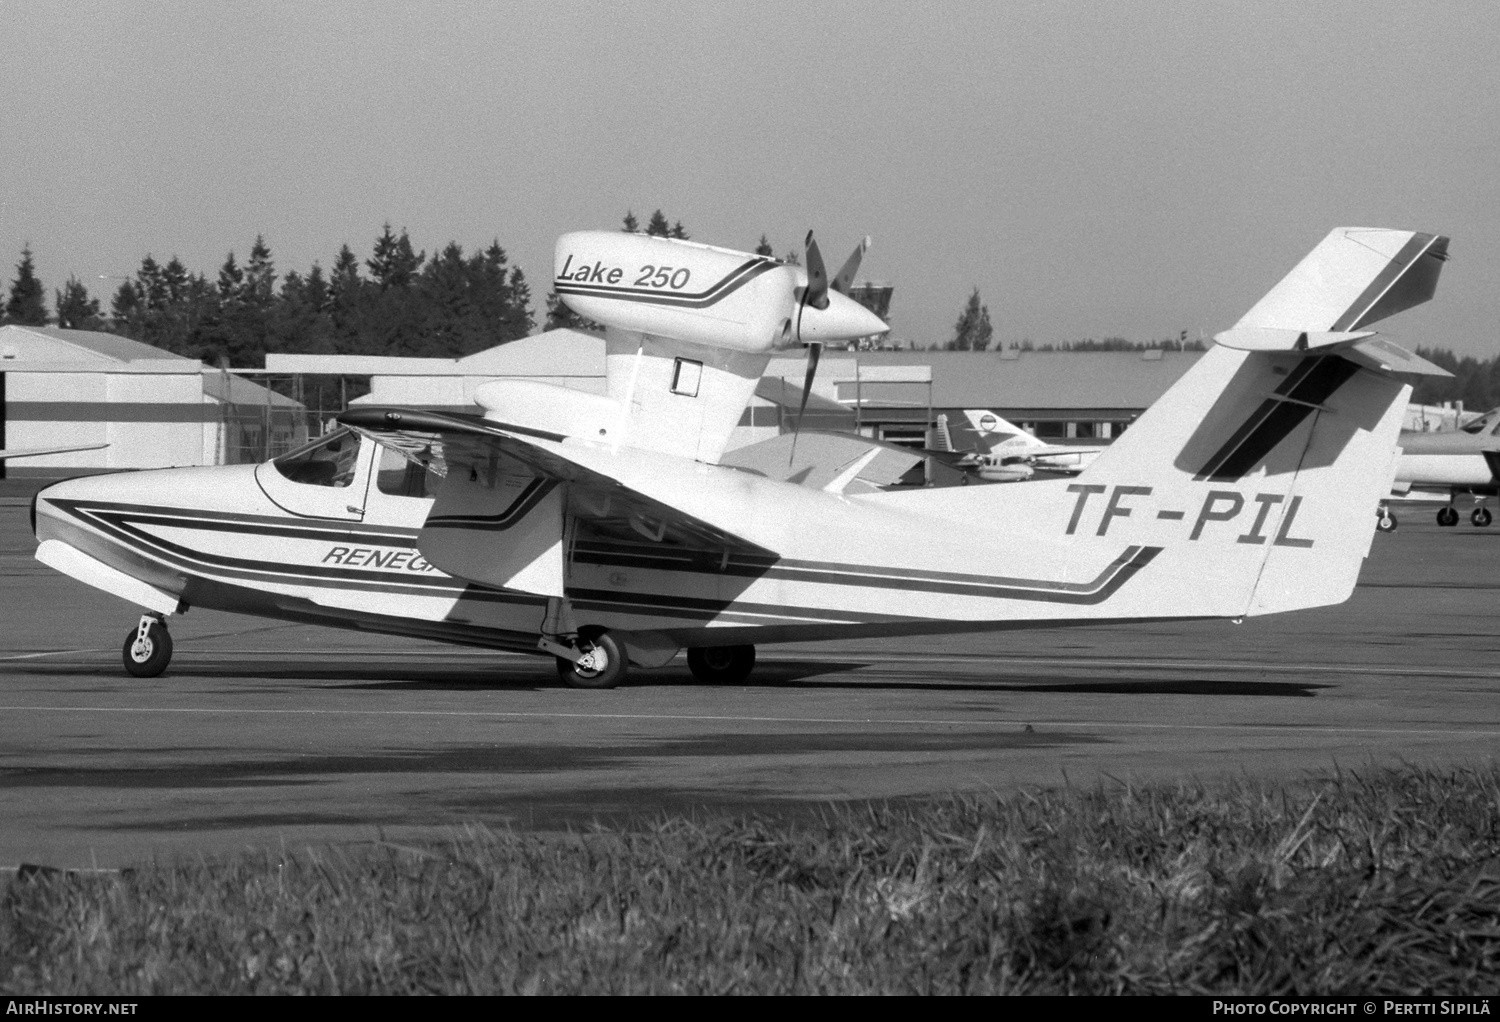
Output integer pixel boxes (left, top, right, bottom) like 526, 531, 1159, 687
1213, 328, 1374, 351
1213, 328, 1449, 377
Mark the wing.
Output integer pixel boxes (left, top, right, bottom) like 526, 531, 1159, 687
341, 407, 774, 574
0, 443, 108, 461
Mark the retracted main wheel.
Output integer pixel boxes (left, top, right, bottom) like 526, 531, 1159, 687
687, 645, 756, 684
121, 619, 172, 678
1472, 507, 1493, 527
555, 628, 628, 689
1437, 506, 1460, 527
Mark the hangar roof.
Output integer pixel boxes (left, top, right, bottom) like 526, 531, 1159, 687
815, 349, 1203, 411
0, 324, 196, 364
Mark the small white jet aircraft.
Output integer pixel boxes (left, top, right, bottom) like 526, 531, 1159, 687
30, 226, 1448, 688
933, 411, 1104, 483
1377, 408, 1500, 530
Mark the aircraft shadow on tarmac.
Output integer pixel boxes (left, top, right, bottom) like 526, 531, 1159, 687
3, 658, 1331, 696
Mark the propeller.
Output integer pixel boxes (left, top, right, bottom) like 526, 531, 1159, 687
788, 232, 870, 464
830, 236, 871, 296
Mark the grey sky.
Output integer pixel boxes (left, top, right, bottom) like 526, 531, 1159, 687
3, 1, 1497, 356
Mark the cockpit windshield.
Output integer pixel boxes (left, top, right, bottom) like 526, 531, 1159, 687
272, 429, 361, 487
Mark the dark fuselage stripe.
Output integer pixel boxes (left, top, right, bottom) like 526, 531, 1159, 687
555, 259, 778, 310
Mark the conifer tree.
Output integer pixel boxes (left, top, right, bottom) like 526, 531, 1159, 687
755, 235, 774, 257
242, 235, 276, 308
646, 210, 671, 237
5, 244, 48, 325
54, 276, 102, 329
367, 225, 424, 289
950, 288, 994, 351
622, 211, 640, 233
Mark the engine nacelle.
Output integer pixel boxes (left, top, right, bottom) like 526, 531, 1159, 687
554, 231, 887, 352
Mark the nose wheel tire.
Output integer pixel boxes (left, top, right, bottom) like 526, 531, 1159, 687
1472, 507, 1492, 528
554, 628, 628, 689
687, 645, 757, 684
122, 620, 172, 678
1437, 506, 1460, 527
1375, 507, 1397, 533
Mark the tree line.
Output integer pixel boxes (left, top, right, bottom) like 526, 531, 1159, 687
1, 209, 708, 368
11, 229, 1492, 408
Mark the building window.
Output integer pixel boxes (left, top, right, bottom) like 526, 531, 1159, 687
671, 358, 702, 397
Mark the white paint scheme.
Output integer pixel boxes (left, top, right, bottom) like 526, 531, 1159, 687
35, 539, 184, 617
28, 225, 1449, 684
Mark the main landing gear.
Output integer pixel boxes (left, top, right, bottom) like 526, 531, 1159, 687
686, 645, 756, 684
1434, 503, 1490, 527
122, 614, 172, 678
550, 627, 628, 690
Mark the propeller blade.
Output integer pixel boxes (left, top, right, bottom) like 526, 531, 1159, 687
787, 341, 824, 466
803, 230, 829, 311
830, 236, 871, 295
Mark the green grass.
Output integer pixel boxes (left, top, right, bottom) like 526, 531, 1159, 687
4, 764, 1499, 994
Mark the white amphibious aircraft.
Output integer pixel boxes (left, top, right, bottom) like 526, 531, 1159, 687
30, 227, 1448, 688
932, 411, 1104, 482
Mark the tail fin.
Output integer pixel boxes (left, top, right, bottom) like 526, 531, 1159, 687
1236, 228, 1448, 332
963, 410, 1043, 454
1064, 227, 1447, 617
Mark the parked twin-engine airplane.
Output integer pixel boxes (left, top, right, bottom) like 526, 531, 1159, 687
29, 226, 1448, 687
932, 411, 1103, 482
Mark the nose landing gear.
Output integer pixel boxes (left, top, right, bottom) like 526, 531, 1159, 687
122, 614, 172, 678
1376, 504, 1398, 533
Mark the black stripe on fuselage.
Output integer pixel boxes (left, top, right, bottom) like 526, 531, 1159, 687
555, 258, 778, 310
45, 499, 539, 605
573, 541, 1157, 600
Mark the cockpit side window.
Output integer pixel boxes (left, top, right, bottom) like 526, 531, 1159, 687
1462, 414, 1494, 435
272, 429, 360, 488
375, 444, 441, 499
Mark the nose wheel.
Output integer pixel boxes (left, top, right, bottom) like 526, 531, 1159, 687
1473, 507, 1492, 528
1375, 504, 1397, 533
122, 615, 172, 678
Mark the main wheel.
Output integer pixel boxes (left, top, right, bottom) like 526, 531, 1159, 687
1376, 507, 1397, 533
1437, 506, 1460, 527
686, 645, 756, 684
554, 628, 627, 689
121, 620, 172, 678
1472, 507, 1492, 527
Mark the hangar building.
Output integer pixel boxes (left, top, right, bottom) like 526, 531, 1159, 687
0, 325, 303, 478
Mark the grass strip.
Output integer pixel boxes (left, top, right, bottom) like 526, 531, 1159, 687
3, 763, 1499, 994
